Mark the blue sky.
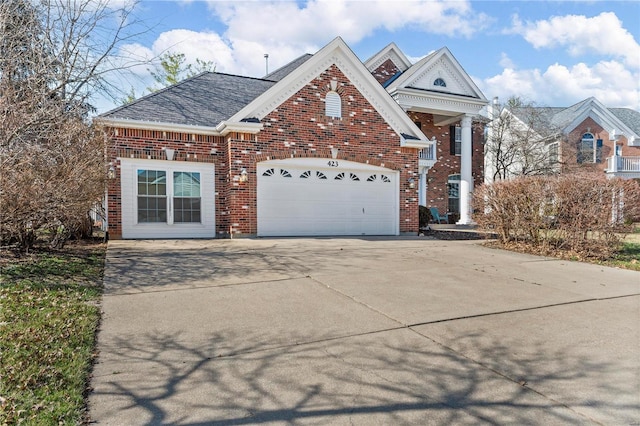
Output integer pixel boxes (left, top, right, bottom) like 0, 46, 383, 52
106, 0, 640, 113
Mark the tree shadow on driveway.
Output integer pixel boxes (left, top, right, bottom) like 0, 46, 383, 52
89, 325, 635, 425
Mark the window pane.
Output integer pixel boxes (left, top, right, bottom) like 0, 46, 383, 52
174, 172, 201, 197
137, 170, 166, 195
454, 127, 462, 155
173, 197, 201, 223
138, 196, 167, 223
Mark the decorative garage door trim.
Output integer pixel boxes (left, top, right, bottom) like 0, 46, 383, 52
257, 158, 399, 237
120, 158, 215, 239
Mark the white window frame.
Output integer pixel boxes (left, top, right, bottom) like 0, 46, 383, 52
578, 133, 595, 163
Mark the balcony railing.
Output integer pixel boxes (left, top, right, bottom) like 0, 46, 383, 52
607, 156, 640, 173
419, 145, 436, 161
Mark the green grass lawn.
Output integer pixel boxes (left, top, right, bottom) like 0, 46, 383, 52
0, 243, 105, 425
604, 241, 640, 271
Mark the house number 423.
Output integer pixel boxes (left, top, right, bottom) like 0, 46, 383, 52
327, 160, 339, 167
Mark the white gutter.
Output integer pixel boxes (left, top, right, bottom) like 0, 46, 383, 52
96, 117, 223, 136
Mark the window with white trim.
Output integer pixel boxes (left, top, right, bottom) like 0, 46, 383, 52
577, 133, 603, 164
137, 170, 167, 223
173, 172, 201, 223
137, 169, 202, 224
325, 91, 341, 118
447, 174, 460, 214
454, 126, 461, 156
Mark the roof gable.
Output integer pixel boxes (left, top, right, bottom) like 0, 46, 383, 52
388, 47, 485, 100
225, 37, 428, 145
363, 42, 412, 74
558, 97, 639, 144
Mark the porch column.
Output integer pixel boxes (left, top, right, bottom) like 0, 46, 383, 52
457, 115, 473, 225
419, 172, 427, 206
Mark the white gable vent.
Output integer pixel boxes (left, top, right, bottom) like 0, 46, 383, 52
325, 91, 341, 118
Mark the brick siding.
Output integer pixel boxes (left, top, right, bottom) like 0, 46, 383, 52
105, 64, 422, 238
408, 112, 484, 218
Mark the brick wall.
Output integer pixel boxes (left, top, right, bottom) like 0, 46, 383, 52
566, 117, 640, 173
105, 127, 226, 238
371, 59, 401, 86
408, 112, 484, 217
226, 64, 420, 235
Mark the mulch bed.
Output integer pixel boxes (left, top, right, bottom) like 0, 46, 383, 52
421, 229, 495, 240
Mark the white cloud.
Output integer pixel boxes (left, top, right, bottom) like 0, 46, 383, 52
211, 0, 492, 44
498, 53, 515, 70
509, 12, 640, 69
203, 0, 492, 75
150, 30, 235, 71
480, 60, 640, 109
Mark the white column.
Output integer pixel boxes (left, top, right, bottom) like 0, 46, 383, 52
457, 115, 473, 225
419, 172, 427, 206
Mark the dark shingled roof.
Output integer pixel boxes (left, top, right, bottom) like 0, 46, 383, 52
100, 72, 276, 127
264, 54, 313, 81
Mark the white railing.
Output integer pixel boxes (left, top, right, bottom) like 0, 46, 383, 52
419, 145, 436, 161
607, 156, 640, 173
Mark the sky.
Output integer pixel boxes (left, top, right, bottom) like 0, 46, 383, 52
103, 0, 640, 114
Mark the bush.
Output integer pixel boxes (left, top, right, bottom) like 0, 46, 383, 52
473, 172, 640, 260
419, 206, 432, 229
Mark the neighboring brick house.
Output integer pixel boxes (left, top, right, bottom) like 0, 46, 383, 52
485, 97, 640, 183
98, 37, 487, 239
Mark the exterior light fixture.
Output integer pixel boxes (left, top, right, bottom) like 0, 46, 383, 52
165, 148, 175, 161
331, 147, 339, 159
239, 168, 248, 183
408, 177, 415, 189
107, 164, 116, 180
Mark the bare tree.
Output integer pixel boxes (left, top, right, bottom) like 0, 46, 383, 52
0, 0, 147, 250
485, 96, 562, 182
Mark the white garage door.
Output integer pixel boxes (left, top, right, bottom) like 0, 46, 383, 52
120, 158, 216, 239
257, 158, 399, 237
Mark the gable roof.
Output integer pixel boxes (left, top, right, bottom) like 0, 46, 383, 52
382, 47, 487, 118
388, 47, 485, 100
224, 37, 429, 146
363, 42, 412, 74
506, 97, 640, 146
100, 72, 275, 128
264, 54, 313, 81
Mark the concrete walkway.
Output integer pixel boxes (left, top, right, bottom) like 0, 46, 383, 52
89, 237, 640, 425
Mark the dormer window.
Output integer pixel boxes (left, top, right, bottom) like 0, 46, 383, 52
434, 78, 446, 88
325, 91, 341, 118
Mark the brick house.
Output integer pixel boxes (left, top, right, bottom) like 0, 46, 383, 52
485, 97, 640, 183
98, 37, 487, 239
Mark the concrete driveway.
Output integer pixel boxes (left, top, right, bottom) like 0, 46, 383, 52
89, 237, 640, 425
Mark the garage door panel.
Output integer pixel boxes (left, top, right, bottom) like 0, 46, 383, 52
257, 159, 399, 237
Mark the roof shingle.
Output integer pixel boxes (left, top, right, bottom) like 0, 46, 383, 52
101, 72, 276, 127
